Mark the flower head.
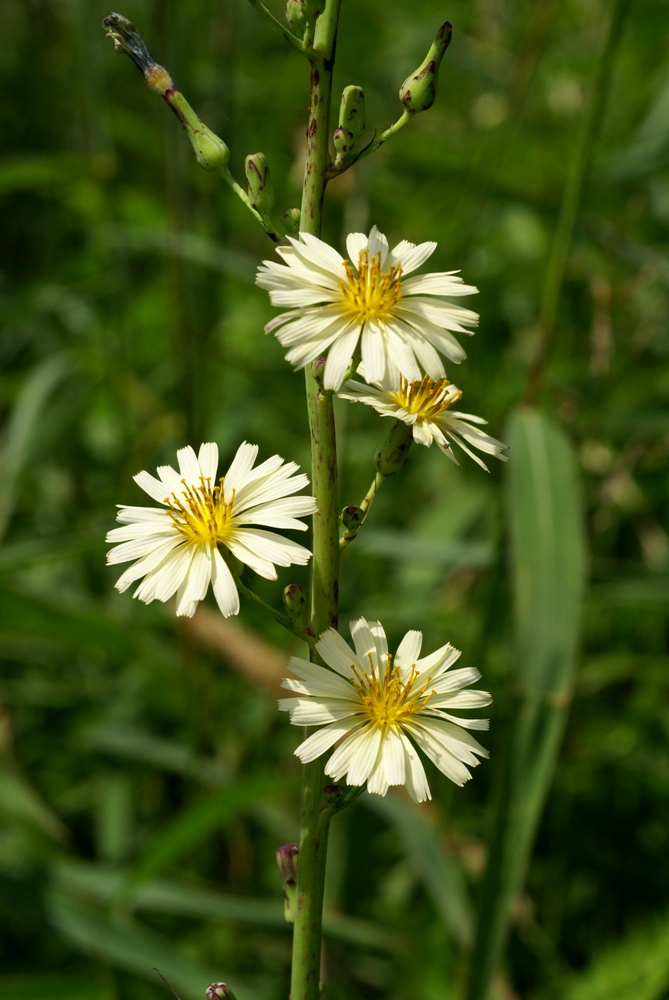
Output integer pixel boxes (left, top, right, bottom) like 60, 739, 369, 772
256, 226, 478, 391
280, 618, 491, 803
106, 442, 316, 618
340, 372, 508, 471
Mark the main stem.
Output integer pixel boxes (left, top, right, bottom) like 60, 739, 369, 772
290, 4, 342, 1000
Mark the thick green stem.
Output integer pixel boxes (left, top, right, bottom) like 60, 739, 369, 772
290, 5, 342, 1000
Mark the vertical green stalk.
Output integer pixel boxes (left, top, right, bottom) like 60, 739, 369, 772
526, 0, 628, 404
290, 5, 342, 1000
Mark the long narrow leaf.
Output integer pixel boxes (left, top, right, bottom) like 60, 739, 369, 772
466, 408, 586, 1000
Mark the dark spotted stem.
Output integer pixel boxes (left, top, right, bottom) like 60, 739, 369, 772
291, 4, 342, 1000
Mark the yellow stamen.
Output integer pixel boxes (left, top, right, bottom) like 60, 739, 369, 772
351, 653, 434, 732
340, 249, 403, 323
165, 477, 235, 546
390, 375, 462, 421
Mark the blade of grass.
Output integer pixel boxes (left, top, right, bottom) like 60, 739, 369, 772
466, 408, 586, 1000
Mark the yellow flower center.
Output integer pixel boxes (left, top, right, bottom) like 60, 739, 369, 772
352, 653, 433, 732
165, 477, 235, 546
340, 249, 403, 323
390, 375, 462, 421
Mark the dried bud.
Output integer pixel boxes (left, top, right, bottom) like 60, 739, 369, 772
245, 153, 275, 216
375, 420, 413, 476
399, 21, 452, 113
102, 13, 173, 93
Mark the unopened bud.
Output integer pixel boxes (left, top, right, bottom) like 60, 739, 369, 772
399, 21, 452, 113
283, 584, 307, 632
339, 86, 365, 140
341, 506, 365, 537
286, 0, 307, 33
245, 153, 275, 216
283, 584, 306, 614
282, 208, 301, 234
333, 127, 355, 168
165, 90, 231, 171
375, 420, 413, 476
206, 985, 237, 1000
324, 783, 365, 812
276, 844, 299, 924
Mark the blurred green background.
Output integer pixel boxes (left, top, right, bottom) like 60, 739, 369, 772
1, 0, 668, 998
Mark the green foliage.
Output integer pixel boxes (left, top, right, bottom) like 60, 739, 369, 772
1, 0, 668, 998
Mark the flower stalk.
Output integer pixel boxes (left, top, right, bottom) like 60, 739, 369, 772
291, 4, 342, 1000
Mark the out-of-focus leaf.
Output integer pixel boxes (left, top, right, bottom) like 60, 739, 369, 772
129, 776, 298, 884
367, 793, 473, 948
467, 408, 586, 1000
532, 908, 669, 1000
0, 353, 75, 540
0, 765, 68, 842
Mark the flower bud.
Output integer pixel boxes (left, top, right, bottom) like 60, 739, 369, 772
333, 127, 354, 168
206, 985, 237, 1000
399, 21, 452, 113
375, 420, 413, 476
276, 844, 299, 924
338, 86, 365, 141
164, 90, 231, 171
283, 584, 307, 632
341, 505, 365, 538
245, 153, 275, 216
286, 0, 307, 34
282, 208, 301, 234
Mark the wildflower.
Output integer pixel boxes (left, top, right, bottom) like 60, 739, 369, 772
256, 226, 478, 391
340, 372, 508, 471
106, 442, 316, 618
280, 617, 491, 803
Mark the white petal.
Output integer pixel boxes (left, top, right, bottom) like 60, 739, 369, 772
293, 723, 355, 762
197, 442, 219, 482
210, 548, 239, 617
316, 629, 359, 678
176, 445, 201, 482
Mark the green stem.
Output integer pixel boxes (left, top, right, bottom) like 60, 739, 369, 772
290, 4, 342, 1000
245, 0, 306, 51
325, 109, 413, 179
340, 471, 385, 548
526, 0, 628, 403
235, 578, 313, 643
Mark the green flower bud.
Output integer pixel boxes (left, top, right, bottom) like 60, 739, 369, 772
276, 843, 299, 923
282, 208, 301, 234
283, 583, 307, 632
165, 90, 231, 171
245, 153, 275, 216
341, 505, 365, 538
286, 0, 307, 33
399, 20, 452, 113
339, 86, 365, 140
333, 126, 355, 168
375, 420, 413, 476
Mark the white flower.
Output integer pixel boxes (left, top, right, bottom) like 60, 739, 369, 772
280, 617, 491, 803
339, 372, 509, 471
106, 442, 317, 618
256, 226, 478, 391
